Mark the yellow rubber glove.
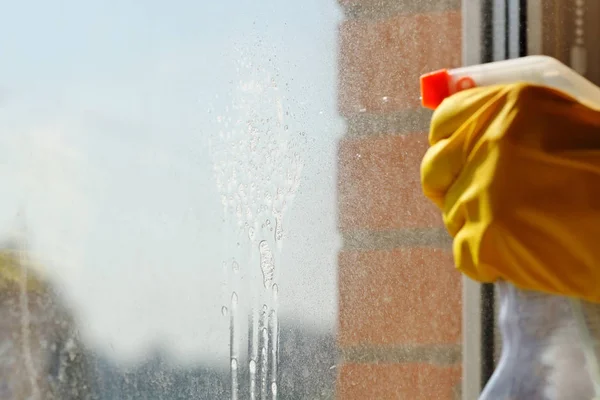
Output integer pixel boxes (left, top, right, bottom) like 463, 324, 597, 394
421, 82, 600, 303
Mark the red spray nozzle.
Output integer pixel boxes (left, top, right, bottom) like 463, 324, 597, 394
420, 69, 451, 110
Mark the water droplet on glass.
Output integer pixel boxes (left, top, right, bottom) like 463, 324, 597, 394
231, 358, 238, 370
271, 382, 278, 397
232, 292, 238, 305
248, 227, 255, 241
222, 306, 229, 316
284, 125, 288, 131
274, 213, 283, 242
249, 359, 257, 374
259, 241, 275, 289
232, 260, 240, 273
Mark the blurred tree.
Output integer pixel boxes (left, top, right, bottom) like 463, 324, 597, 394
0, 238, 95, 399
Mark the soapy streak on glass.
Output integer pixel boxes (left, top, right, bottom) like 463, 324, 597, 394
212, 37, 307, 398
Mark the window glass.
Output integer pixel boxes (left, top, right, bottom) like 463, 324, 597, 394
0, 1, 342, 398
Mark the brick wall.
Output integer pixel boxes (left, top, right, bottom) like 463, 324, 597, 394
336, 1, 463, 398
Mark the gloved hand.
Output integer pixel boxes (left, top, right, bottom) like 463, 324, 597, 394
421, 82, 600, 302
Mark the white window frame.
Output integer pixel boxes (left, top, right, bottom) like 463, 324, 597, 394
461, 1, 538, 398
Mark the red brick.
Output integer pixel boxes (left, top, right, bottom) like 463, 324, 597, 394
338, 363, 461, 400
338, 12, 461, 115
338, 248, 461, 347
338, 133, 442, 231
338, 0, 368, 5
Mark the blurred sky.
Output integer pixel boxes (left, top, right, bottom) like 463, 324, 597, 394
0, 0, 344, 364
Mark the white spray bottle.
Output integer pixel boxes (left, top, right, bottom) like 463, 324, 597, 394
420, 55, 600, 400
420, 55, 600, 110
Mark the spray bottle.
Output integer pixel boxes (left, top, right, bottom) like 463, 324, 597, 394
420, 55, 600, 399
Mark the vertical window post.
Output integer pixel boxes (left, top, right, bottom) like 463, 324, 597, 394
461, 1, 527, 398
